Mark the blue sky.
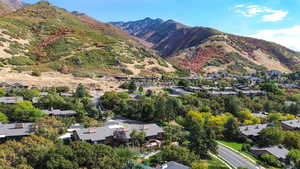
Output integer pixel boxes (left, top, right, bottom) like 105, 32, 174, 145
24, 0, 300, 51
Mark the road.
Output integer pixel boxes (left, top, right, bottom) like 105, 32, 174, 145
217, 145, 259, 169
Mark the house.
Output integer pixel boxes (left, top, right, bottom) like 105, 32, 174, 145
32, 97, 39, 104
169, 88, 193, 96
60, 93, 73, 97
208, 91, 238, 96
40, 92, 49, 96
43, 109, 77, 117
239, 124, 269, 139
0, 82, 29, 91
114, 76, 129, 81
267, 70, 282, 77
281, 119, 300, 131
0, 123, 36, 141
236, 90, 266, 96
73, 117, 164, 144
252, 112, 268, 118
0, 97, 23, 104
250, 145, 289, 163
157, 161, 190, 169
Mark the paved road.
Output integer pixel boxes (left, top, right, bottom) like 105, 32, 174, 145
217, 145, 259, 169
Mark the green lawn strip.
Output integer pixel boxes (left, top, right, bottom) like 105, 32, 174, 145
208, 153, 232, 169
216, 140, 259, 163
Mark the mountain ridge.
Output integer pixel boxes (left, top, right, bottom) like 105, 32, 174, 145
112, 17, 300, 73
0, 2, 175, 77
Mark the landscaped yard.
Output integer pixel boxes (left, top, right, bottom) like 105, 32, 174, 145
206, 156, 230, 169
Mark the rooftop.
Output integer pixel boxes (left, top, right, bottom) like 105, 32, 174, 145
251, 145, 289, 159
0, 97, 23, 104
239, 123, 269, 137
75, 116, 164, 142
157, 161, 190, 169
281, 119, 300, 129
43, 109, 77, 116
0, 123, 35, 138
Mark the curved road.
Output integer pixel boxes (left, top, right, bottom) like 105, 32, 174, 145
217, 145, 259, 169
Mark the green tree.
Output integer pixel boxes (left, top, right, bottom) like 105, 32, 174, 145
38, 94, 71, 110
260, 153, 283, 168
287, 149, 300, 165
130, 129, 146, 146
128, 81, 137, 92
224, 96, 241, 116
260, 82, 282, 95
283, 131, 300, 149
186, 118, 217, 157
223, 117, 241, 141
191, 161, 209, 169
75, 84, 89, 98
12, 89, 40, 100
259, 127, 284, 146
161, 145, 198, 166
11, 101, 44, 122
0, 88, 6, 97
121, 161, 145, 169
0, 112, 8, 123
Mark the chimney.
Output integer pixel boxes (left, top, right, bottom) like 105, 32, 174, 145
87, 128, 96, 134
162, 164, 168, 169
15, 123, 24, 129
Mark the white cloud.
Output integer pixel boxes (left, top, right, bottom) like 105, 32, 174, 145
250, 26, 300, 51
233, 4, 288, 22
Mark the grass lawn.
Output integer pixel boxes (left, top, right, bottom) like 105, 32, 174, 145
206, 156, 230, 169
217, 140, 258, 162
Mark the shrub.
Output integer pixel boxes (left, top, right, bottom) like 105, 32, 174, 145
121, 68, 133, 75
8, 56, 35, 66
260, 153, 283, 168
31, 71, 41, 77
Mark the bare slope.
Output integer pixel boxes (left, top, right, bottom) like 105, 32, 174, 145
112, 18, 300, 73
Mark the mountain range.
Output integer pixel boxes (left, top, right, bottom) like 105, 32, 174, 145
0, 1, 175, 77
112, 18, 300, 74
0, 0, 299, 77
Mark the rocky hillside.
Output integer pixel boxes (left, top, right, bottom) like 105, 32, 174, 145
0, 0, 25, 15
0, 2, 175, 77
112, 18, 300, 74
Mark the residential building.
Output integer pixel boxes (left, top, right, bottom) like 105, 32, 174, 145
43, 109, 77, 117
60, 93, 73, 97
239, 124, 269, 139
72, 117, 164, 145
250, 145, 289, 163
157, 161, 190, 169
0, 97, 23, 104
281, 119, 300, 131
0, 123, 36, 141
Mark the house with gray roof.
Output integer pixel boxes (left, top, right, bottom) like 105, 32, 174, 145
0, 123, 36, 141
72, 118, 164, 144
239, 123, 269, 139
60, 93, 73, 97
281, 119, 300, 131
250, 145, 289, 163
157, 161, 190, 169
208, 91, 238, 96
43, 109, 77, 117
0, 97, 23, 104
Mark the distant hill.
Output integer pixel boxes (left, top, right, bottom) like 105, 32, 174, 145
112, 18, 300, 74
0, 2, 175, 77
0, 0, 26, 15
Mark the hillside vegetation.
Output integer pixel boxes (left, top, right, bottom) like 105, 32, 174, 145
113, 18, 300, 74
0, 2, 174, 76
